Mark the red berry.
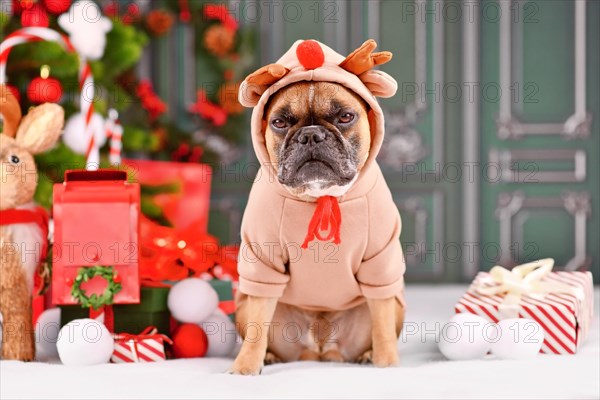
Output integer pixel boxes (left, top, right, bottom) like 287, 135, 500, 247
21, 3, 49, 27
104, 2, 118, 17
122, 3, 140, 24
296, 40, 325, 70
13, 0, 34, 14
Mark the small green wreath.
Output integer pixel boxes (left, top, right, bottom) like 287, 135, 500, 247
71, 266, 122, 310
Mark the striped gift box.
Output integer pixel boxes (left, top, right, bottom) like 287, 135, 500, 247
456, 270, 594, 355
111, 327, 172, 363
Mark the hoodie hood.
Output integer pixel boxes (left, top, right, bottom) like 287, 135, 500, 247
238, 39, 398, 200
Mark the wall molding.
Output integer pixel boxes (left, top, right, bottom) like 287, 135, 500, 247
496, 0, 591, 139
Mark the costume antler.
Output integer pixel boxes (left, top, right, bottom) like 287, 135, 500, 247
339, 39, 392, 76
0, 85, 22, 138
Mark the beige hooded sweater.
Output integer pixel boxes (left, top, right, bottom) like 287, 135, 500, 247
236, 39, 405, 311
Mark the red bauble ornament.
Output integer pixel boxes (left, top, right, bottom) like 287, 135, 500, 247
171, 324, 208, 359
27, 77, 63, 103
296, 40, 325, 70
21, 3, 49, 27
43, 0, 72, 15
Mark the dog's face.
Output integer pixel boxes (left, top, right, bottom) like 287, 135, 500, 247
263, 81, 370, 198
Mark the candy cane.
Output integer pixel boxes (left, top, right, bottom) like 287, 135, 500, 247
105, 109, 123, 165
1, 27, 98, 170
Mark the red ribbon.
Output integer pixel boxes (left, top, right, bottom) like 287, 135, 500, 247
113, 326, 173, 345
139, 215, 239, 283
301, 196, 342, 249
89, 305, 114, 333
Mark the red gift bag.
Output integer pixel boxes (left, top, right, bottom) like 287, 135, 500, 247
122, 159, 212, 235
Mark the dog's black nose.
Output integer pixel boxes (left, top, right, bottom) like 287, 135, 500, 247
297, 126, 326, 145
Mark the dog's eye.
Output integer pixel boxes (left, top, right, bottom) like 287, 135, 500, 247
271, 118, 288, 130
338, 113, 355, 124
10, 155, 20, 164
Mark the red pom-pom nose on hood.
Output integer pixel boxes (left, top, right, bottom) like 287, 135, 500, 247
296, 40, 325, 70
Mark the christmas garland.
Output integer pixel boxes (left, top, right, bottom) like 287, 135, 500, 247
71, 266, 122, 310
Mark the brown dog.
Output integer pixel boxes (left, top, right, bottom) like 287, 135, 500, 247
230, 40, 404, 375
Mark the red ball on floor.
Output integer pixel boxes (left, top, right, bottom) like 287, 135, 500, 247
171, 324, 208, 359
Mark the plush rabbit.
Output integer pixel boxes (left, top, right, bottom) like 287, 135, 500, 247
0, 85, 64, 361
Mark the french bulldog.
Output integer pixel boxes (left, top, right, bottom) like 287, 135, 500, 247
267, 81, 370, 199
231, 40, 405, 375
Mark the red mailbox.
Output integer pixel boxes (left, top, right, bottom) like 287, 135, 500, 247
52, 170, 140, 305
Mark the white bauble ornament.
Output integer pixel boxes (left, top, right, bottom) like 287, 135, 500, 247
439, 313, 495, 360
62, 113, 106, 154
200, 312, 238, 358
35, 308, 61, 362
167, 278, 219, 324
56, 319, 114, 366
58, 1, 112, 60
491, 318, 544, 360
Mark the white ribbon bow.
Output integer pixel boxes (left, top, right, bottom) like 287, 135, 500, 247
474, 258, 583, 318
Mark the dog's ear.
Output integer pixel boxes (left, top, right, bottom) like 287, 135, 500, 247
340, 40, 397, 98
238, 63, 290, 107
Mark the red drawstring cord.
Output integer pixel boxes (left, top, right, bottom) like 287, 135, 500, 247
301, 196, 342, 249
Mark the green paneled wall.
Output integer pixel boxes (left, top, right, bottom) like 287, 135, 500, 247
148, 0, 599, 283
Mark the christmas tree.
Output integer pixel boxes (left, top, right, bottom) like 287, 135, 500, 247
1, 0, 256, 208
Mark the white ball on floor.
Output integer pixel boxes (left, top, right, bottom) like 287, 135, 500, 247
491, 318, 544, 359
200, 312, 238, 358
168, 278, 219, 324
56, 318, 114, 366
35, 308, 61, 362
439, 313, 495, 360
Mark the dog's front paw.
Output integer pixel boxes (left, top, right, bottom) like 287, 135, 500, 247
228, 356, 264, 375
372, 346, 399, 367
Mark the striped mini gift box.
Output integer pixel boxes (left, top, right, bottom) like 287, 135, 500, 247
111, 327, 172, 363
456, 267, 594, 355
